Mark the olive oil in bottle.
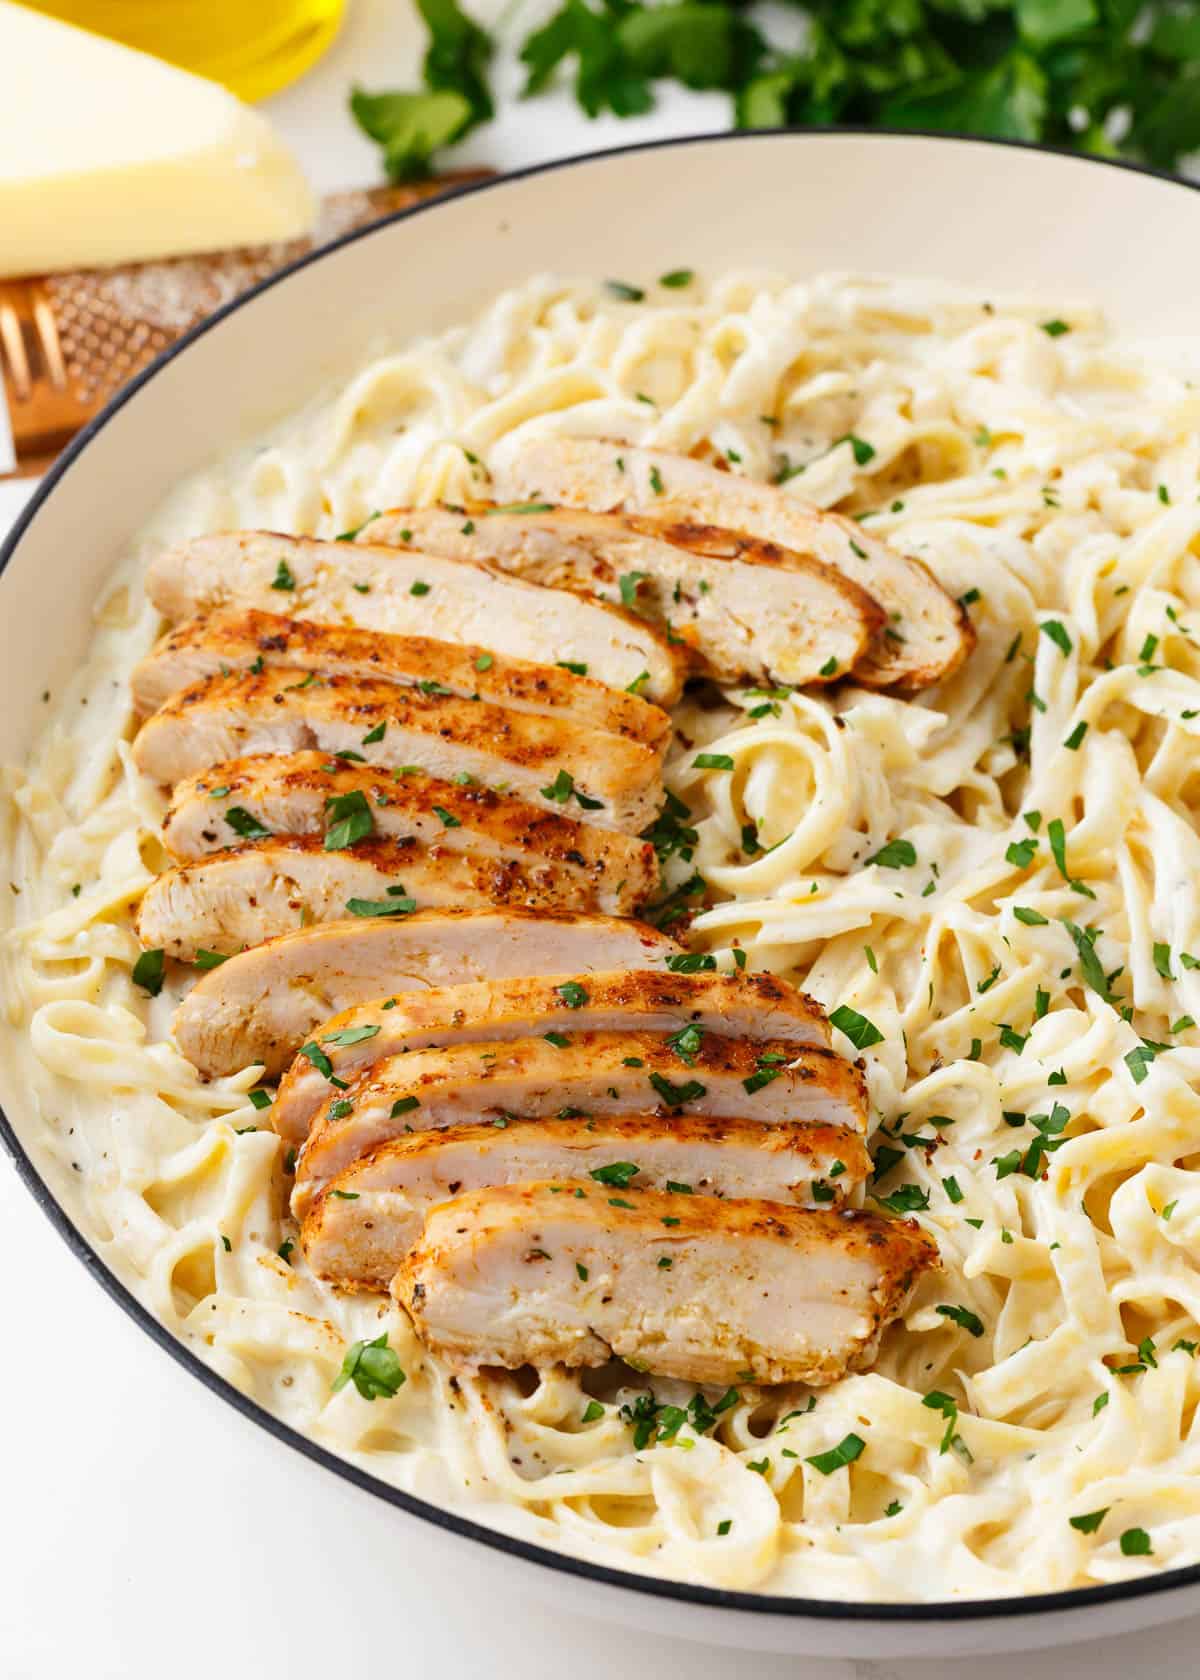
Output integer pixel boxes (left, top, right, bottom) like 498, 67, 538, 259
22, 0, 347, 101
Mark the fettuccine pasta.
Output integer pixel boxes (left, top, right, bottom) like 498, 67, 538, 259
5, 269, 1200, 1600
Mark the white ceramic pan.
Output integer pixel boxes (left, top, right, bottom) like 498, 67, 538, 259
4, 132, 1200, 1657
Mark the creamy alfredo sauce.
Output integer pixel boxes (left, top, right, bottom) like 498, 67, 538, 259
6, 270, 1200, 1600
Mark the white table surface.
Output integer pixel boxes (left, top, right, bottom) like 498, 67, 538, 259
3, 3, 1198, 1672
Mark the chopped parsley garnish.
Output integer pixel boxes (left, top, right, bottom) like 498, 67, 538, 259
581, 1400, 605, 1423
1041, 619, 1073, 656
270, 559, 296, 591
1062, 918, 1116, 1002
1120, 1527, 1152, 1556
248, 1089, 272, 1111
589, 1161, 640, 1188
346, 895, 417, 917
322, 1023, 381, 1048
1069, 1508, 1109, 1534
659, 269, 693, 288
324, 789, 374, 850
875, 1183, 930, 1214
664, 952, 718, 973
936, 1304, 985, 1338
555, 981, 589, 1009
390, 1096, 420, 1117
131, 947, 165, 997
828, 1004, 884, 1050
1040, 319, 1070, 337
605, 279, 645, 301
332, 1333, 406, 1401
805, 1432, 865, 1475
648, 1072, 707, 1108
193, 949, 228, 971
619, 570, 649, 608
665, 1022, 704, 1065
224, 806, 272, 840
540, 768, 603, 809
864, 838, 916, 869
837, 433, 875, 466
694, 753, 735, 771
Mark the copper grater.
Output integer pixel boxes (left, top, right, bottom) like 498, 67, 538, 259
0, 172, 491, 479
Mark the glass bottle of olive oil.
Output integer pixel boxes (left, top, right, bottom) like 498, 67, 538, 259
21, 0, 347, 101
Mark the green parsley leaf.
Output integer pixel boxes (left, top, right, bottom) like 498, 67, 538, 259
936, 1304, 985, 1338
224, 806, 272, 841
864, 838, 917, 869
828, 1004, 884, 1050
589, 1161, 640, 1188
1069, 1508, 1109, 1534
131, 948, 165, 997
1041, 619, 1073, 656
324, 789, 374, 850
332, 1332, 406, 1401
805, 1432, 866, 1475
346, 896, 417, 917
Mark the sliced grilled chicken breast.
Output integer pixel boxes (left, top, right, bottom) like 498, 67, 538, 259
273, 969, 831, 1145
144, 531, 685, 704
137, 836, 605, 959
302, 1115, 870, 1290
162, 753, 656, 916
173, 909, 679, 1078
132, 609, 670, 748
490, 436, 974, 692
133, 668, 663, 834
292, 1032, 867, 1216
362, 506, 878, 689
395, 1184, 939, 1384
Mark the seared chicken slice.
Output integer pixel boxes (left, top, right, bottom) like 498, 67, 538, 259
133, 668, 663, 834
137, 836, 605, 959
292, 1032, 867, 1215
132, 609, 670, 748
273, 968, 831, 1145
162, 753, 656, 916
144, 531, 684, 704
395, 1184, 939, 1384
174, 909, 679, 1078
302, 1115, 870, 1290
490, 435, 974, 692
361, 506, 878, 689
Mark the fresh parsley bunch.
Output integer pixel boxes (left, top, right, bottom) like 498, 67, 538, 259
352, 0, 1200, 180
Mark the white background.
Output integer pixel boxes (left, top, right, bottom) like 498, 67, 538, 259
3, 2, 1198, 1672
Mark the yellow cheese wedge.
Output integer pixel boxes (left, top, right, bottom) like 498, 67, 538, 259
0, 2, 315, 276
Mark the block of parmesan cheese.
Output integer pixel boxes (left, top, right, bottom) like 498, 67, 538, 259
0, 2, 314, 276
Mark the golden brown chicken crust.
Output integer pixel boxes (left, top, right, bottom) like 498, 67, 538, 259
394, 1182, 940, 1385
172, 909, 680, 1078
271, 967, 831, 1145
302, 1115, 872, 1290
292, 1030, 868, 1216
132, 608, 670, 747
133, 666, 664, 833
137, 834, 619, 959
161, 752, 657, 915
488, 435, 974, 692
360, 505, 882, 688
144, 529, 686, 704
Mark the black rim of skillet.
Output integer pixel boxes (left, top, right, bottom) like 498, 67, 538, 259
3, 126, 1199, 1625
